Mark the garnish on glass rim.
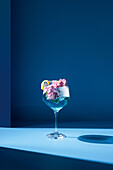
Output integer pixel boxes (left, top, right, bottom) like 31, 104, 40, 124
41, 80, 49, 90
41, 79, 67, 101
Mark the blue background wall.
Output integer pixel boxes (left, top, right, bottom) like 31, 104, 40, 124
0, 0, 11, 126
11, 0, 113, 124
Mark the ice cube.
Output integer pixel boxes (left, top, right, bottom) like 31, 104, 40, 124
58, 86, 70, 97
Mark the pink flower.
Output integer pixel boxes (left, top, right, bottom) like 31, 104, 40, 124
44, 79, 67, 100
47, 89, 59, 100
52, 81, 59, 88
58, 79, 67, 87
43, 85, 54, 94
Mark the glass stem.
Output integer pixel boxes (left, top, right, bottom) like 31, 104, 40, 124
54, 111, 58, 133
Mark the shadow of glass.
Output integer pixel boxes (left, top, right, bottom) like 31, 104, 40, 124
77, 135, 113, 144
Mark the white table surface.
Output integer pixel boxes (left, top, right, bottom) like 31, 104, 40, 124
0, 128, 113, 165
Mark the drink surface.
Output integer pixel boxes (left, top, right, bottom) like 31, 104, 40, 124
42, 94, 69, 112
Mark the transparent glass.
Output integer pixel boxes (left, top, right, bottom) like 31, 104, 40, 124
42, 80, 70, 139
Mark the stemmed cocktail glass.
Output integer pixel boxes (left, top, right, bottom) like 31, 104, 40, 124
41, 79, 70, 139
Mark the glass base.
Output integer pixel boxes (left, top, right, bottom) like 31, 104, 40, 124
47, 131, 66, 139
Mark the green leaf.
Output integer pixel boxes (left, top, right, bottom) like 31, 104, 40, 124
55, 98, 59, 103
